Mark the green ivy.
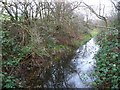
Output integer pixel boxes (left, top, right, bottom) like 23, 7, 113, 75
1, 30, 30, 88
93, 29, 120, 89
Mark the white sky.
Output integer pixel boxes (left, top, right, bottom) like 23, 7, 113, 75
68, 0, 114, 20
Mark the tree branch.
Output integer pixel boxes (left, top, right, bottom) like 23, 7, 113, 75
2, 1, 14, 20
83, 2, 108, 27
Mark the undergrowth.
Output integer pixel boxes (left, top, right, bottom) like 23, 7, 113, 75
93, 29, 120, 89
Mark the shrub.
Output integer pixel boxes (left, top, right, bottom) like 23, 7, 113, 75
93, 29, 120, 89
1, 30, 30, 88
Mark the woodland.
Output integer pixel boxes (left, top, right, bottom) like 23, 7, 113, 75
0, 0, 119, 89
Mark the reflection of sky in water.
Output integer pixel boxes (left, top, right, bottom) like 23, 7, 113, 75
67, 38, 99, 88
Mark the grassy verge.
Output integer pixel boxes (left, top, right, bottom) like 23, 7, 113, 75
90, 28, 100, 37
74, 28, 100, 47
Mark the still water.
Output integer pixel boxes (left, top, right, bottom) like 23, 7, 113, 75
42, 38, 100, 88
29, 38, 99, 88
66, 38, 99, 88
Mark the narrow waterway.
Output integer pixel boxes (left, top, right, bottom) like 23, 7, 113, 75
65, 38, 99, 88
35, 38, 99, 88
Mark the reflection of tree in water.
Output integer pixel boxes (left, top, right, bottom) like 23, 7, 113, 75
75, 45, 88, 59
26, 38, 98, 88
45, 60, 75, 88
31, 58, 77, 88
82, 45, 88, 58
79, 38, 98, 58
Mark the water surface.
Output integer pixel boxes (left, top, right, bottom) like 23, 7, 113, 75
65, 38, 99, 88
35, 38, 99, 88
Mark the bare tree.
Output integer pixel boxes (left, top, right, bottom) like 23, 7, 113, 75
110, 0, 120, 30
82, 2, 108, 27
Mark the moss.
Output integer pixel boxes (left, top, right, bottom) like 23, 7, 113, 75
90, 28, 100, 37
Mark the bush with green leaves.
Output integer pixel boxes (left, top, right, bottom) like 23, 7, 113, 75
93, 29, 120, 89
1, 30, 31, 88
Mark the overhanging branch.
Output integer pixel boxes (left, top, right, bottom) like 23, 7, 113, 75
82, 2, 108, 27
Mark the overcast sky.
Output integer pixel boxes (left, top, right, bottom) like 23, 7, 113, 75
68, 0, 114, 20
49, 0, 114, 20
